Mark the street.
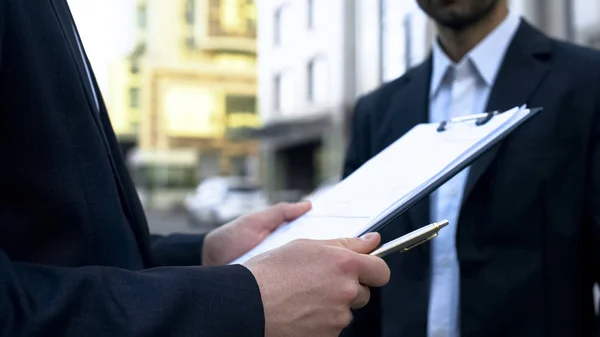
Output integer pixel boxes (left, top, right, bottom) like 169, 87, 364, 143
145, 209, 213, 236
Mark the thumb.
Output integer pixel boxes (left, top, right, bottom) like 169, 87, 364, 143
329, 233, 381, 254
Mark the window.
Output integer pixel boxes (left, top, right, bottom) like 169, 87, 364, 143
185, 36, 195, 49
307, 0, 326, 30
130, 58, 140, 74
184, 0, 197, 50
274, 72, 294, 114
230, 156, 248, 176
208, 0, 256, 38
307, 57, 328, 103
137, 6, 147, 28
226, 95, 257, 114
307, 62, 314, 102
129, 87, 140, 108
380, 0, 417, 82
273, 75, 281, 110
307, 0, 314, 29
274, 8, 282, 45
185, 0, 195, 25
274, 5, 290, 46
131, 121, 140, 132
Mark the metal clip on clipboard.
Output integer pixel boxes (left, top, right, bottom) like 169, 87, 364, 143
436, 110, 500, 132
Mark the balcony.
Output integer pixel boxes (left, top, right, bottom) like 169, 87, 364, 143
198, 0, 257, 55
195, 36, 256, 56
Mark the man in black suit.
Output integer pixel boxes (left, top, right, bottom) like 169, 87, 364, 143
0, 1, 391, 336
342, 0, 600, 336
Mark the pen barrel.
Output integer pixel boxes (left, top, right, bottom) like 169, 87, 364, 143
370, 222, 444, 258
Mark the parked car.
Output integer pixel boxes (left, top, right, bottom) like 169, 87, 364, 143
184, 177, 270, 228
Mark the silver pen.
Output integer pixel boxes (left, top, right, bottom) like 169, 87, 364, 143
369, 220, 449, 258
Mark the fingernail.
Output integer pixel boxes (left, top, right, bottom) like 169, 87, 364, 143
360, 233, 377, 241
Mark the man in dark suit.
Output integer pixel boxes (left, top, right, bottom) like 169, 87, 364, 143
342, 0, 600, 336
0, 1, 391, 336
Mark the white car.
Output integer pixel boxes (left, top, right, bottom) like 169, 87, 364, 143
184, 177, 270, 227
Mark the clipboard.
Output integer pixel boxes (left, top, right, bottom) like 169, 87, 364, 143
229, 105, 542, 265
362, 105, 542, 235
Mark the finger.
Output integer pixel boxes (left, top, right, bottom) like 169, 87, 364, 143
354, 254, 391, 288
326, 232, 381, 254
267, 202, 312, 224
277, 201, 312, 221
245, 202, 312, 231
350, 285, 371, 309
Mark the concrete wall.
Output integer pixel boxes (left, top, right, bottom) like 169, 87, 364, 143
257, 0, 358, 187
354, 0, 431, 97
257, 0, 353, 124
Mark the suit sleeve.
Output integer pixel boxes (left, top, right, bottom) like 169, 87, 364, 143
342, 96, 373, 179
150, 234, 205, 267
0, 249, 264, 337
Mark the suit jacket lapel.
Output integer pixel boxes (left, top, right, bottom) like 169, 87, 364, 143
89, 56, 154, 267
50, 0, 154, 266
461, 20, 552, 206
49, 0, 101, 125
386, 59, 432, 231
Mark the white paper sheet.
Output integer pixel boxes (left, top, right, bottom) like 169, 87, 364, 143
230, 106, 534, 265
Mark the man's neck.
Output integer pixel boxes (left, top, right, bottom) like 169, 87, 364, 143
436, 7, 509, 62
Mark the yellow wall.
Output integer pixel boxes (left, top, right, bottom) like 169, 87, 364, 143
107, 0, 260, 175
107, 59, 140, 136
162, 81, 224, 138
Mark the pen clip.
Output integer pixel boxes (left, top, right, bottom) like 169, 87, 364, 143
403, 232, 439, 252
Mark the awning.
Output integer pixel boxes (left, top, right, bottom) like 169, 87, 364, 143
227, 114, 332, 143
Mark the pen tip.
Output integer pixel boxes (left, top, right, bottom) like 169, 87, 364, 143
436, 220, 449, 229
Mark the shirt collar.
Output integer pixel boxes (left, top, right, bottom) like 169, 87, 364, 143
430, 11, 522, 98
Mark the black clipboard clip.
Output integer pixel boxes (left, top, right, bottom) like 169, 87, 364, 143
437, 110, 500, 132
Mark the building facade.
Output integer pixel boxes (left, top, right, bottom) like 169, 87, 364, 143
107, 0, 261, 205
256, 0, 357, 197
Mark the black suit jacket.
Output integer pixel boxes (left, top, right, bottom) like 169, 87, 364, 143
342, 20, 600, 337
0, 1, 263, 336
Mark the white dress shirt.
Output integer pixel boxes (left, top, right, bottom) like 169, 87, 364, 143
426, 11, 521, 337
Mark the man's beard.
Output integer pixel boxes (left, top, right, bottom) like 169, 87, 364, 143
431, 0, 500, 30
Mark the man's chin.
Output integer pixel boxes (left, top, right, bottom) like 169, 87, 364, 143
436, 14, 481, 30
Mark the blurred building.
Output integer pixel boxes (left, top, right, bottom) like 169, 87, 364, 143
254, 0, 357, 198
355, 0, 597, 96
355, 0, 434, 96
107, 0, 261, 204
